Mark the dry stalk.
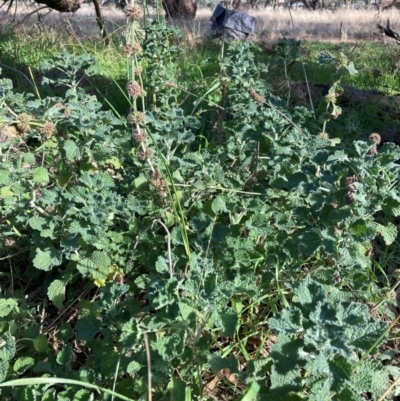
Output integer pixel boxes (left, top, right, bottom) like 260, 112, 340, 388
152, 219, 173, 279
143, 332, 152, 401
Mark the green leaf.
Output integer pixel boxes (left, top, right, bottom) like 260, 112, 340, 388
208, 353, 240, 375
77, 251, 111, 280
213, 307, 237, 336
236, 381, 260, 401
28, 216, 46, 231
0, 332, 16, 361
33, 334, 49, 354
0, 360, 8, 383
0, 170, 10, 185
56, 344, 73, 366
127, 361, 141, 374
13, 357, 35, 375
72, 389, 92, 401
32, 247, 63, 271
168, 378, 186, 401
153, 333, 183, 362
211, 195, 227, 214
76, 316, 101, 341
105, 156, 121, 169
23, 153, 35, 164
58, 323, 74, 342
47, 279, 66, 309
0, 186, 14, 198
56, 172, 73, 188
0, 299, 18, 317
374, 222, 397, 245
33, 167, 49, 184
134, 175, 148, 190
63, 139, 80, 161
345, 61, 358, 75
269, 308, 303, 334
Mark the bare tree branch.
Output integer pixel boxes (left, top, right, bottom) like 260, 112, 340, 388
377, 18, 400, 45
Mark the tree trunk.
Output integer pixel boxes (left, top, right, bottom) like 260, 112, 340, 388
162, 0, 197, 19
35, 0, 82, 12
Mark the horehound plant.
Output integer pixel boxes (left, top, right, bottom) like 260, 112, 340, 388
124, 2, 191, 258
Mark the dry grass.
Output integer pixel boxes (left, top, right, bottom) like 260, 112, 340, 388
197, 7, 400, 42
1, 3, 400, 43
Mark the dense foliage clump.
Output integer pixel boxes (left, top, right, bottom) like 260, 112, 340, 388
1, 20, 400, 401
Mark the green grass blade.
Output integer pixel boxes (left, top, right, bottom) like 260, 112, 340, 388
191, 80, 221, 115
0, 377, 135, 401
236, 381, 260, 401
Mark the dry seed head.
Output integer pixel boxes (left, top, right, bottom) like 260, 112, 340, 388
248, 87, 266, 104
64, 107, 71, 118
16, 114, 31, 134
128, 112, 145, 124
322, 112, 331, 121
123, 45, 134, 56
137, 148, 153, 160
0, 125, 18, 142
126, 81, 143, 98
134, 67, 143, 75
125, 4, 142, 19
152, 169, 161, 179
132, 128, 147, 142
41, 122, 55, 138
131, 42, 142, 55
319, 132, 329, 139
344, 175, 357, 187
344, 191, 356, 205
347, 184, 356, 192
45, 206, 55, 213
164, 82, 178, 89
4, 238, 16, 247
369, 133, 381, 144
330, 108, 341, 119
246, 175, 258, 188
366, 145, 378, 156
150, 169, 167, 194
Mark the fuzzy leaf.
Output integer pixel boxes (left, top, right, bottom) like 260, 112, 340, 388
127, 361, 141, 374
28, 216, 47, 231
13, 357, 35, 375
77, 251, 111, 280
0, 360, 9, 383
211, 196, 227, 214
33, 247, 63, 271
0, 299, 18, 317
63, 139, 80, 161
269, 308, 303, 334
375, 222, 398, 245
0, 170, 10, 185
33, 167, 49, 184
56, 344, 73, 366
0, 186, 14, 198
208, 353, 240, 375
76, 315, 101, 341
33, 334, 49, 354
58, 323, 74, 342
47, 279, 66, 309
0, 332, 16, 361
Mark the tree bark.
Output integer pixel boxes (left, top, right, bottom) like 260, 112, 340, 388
34, 0, 82, 12
162, 0, 197, 19
92, 0, 109, 46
